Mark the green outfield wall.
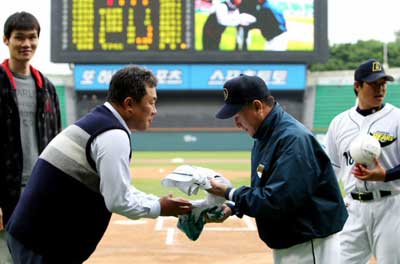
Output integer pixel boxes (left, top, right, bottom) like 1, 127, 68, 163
131, 131, 253, 151
55, 85, 68, 128
313, 84, 400, 133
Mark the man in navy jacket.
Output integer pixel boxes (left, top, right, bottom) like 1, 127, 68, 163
208, 74, 347, 263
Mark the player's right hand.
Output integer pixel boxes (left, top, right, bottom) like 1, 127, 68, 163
159, 195, 192, 217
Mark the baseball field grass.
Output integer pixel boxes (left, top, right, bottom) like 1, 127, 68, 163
129, 150, 346, 198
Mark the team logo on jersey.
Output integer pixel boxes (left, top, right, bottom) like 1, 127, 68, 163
372, 62, 382, 72
370, 132, 397, 147
256, 164, 265, 178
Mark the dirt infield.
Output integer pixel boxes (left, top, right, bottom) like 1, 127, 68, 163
86, 166, 273, 263
87, 214, 272, 263
85, 166, 377, 264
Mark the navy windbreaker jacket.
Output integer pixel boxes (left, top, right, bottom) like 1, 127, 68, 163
230, 103, 348, 249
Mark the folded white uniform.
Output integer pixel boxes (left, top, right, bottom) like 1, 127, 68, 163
162, 165, 232, 240
162, 165, 213, 195
162, 165, 231, 220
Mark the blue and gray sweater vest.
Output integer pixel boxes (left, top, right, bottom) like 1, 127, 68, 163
7, 105, 131, 262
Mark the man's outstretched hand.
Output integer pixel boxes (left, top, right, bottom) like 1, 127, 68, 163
159, 195, 192, 217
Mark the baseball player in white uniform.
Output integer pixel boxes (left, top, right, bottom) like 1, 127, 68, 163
325, 59, 400, 264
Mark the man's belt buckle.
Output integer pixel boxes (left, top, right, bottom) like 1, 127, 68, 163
351, 191, 372, 201
351, 190, 392, 201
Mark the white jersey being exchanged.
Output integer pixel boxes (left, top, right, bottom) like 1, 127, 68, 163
325, 103, 400, 194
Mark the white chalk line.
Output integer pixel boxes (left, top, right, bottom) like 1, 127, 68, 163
166, 228, 175, 245
112, 215, 256, 245
155, 215, 257, 245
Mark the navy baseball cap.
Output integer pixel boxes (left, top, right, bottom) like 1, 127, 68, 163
216, 74, 270, 119
354, 59, 394, 82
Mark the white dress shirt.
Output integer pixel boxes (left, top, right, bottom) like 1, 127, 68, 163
90, 102, 160, 219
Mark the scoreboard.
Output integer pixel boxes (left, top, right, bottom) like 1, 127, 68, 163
66, 0, 190, 52
51, 0, 328, 63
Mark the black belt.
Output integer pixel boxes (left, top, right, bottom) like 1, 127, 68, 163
350, 190, 392, 201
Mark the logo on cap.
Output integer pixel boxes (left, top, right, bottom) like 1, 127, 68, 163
372, 62, 382, 72
223, 88, 229, 101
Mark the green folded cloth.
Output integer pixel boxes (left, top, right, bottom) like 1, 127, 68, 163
177, 206, 225, 241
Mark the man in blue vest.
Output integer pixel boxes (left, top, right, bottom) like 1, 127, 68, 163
6, 65, 192, 263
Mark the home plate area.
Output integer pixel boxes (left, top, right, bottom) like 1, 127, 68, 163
87, 214, 273, 264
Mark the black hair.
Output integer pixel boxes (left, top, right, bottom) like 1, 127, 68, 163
106, 65, 158, 105
3, 11, 41, 38
354, 81, 363, 96
244, 95, 275, 108
263, 95, 275, 107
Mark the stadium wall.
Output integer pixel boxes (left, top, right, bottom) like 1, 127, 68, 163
48, 68, 400, 150
308, 68, 400, 133
48, 74, 76, 129
73, 90, 304, 150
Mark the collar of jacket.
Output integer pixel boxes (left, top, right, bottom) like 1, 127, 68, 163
253, 102, 283, 140
1, 59, 43, 90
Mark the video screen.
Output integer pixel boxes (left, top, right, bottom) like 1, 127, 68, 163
195, 0, 314, 51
